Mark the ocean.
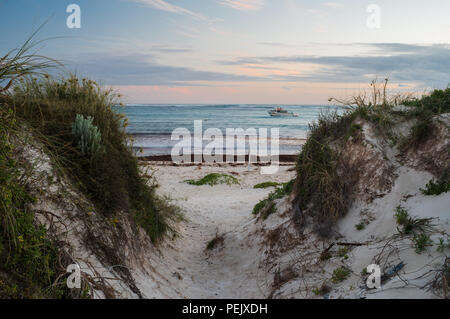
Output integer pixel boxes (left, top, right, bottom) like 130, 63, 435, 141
121, 104, 339, 156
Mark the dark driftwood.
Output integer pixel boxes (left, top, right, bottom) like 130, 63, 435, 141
335, 242, 367, 246
138, 154, 297, 163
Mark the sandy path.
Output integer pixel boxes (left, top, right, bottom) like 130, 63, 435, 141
134, 162, 449, 299
144, 164, 296, 298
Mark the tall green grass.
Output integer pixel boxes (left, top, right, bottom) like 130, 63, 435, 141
293, 111, 351, 234
0, 25, 57, 94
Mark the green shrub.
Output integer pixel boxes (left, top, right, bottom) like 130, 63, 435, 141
253, 181, 281, 189
437, 237, 450, 253
252, 199, 268, 215
394, 206, 409, 225
345, 123, 363, 141
319, 250, 332, 261
400, 88, 450, 149
394, 206, 433, 236
252, 180, 294, 218
261, 202, 276, 220
421, 179, 450, 196
72, 114, 103, 158
403, 87, 450, 115
267, 180, 294, 201
412, 234, 432, 254
185, 173, 239, 186
337, 247, 349, 257
206, 234, 224, 250
331, 267, 350, 284
361, 268, 369, 276
312, 283, 330, 296
252, 199, 276, 220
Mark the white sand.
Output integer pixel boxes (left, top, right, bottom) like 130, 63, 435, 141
336, 166, 450, 299
134, 163, 296, 298
132, 162, 449, 299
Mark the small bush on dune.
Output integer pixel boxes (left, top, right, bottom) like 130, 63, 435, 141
269, 180, 295, 200
253, 180, 294, 219
421, 179, 450, 196
403, 87, 450, 115
400, 87, 450, 149
437, 237, 450, 253
252, 198, 268, 215
253, 181, 281, 189
394, 206, 434, 241
331, 266, 350, 284
312, 283, 331, 296
206, 233, 224, 250
72, 114, 103, 159
337, 247, 349, 258
394, 206, 409, 225
412, 233, 433, 254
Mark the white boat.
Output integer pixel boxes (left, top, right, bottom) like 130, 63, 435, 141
268, 106, 298, 117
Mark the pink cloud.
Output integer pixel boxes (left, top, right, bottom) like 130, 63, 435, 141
219, 0, 264, 11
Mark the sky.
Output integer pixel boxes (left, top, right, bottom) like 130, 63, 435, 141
0, 0, 449, 104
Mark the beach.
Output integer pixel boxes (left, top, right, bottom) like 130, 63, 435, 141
135, 162, 296, 298
1, 0, 449, 304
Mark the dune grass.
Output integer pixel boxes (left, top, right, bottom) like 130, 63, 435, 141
253, 180, 294, 219
293, 80, 449, 236
421, 179, 450, 196
3, 75, 178, 242
0, 108, 72, 298
0, 24, 57, 94
399, 87, 450, 149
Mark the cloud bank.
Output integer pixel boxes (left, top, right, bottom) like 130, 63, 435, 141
218, 43, 450, 87
66, 43, 449, 88
69, 54, 259, 85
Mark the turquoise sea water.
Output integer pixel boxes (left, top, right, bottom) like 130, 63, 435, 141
122, 104, 338, 156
